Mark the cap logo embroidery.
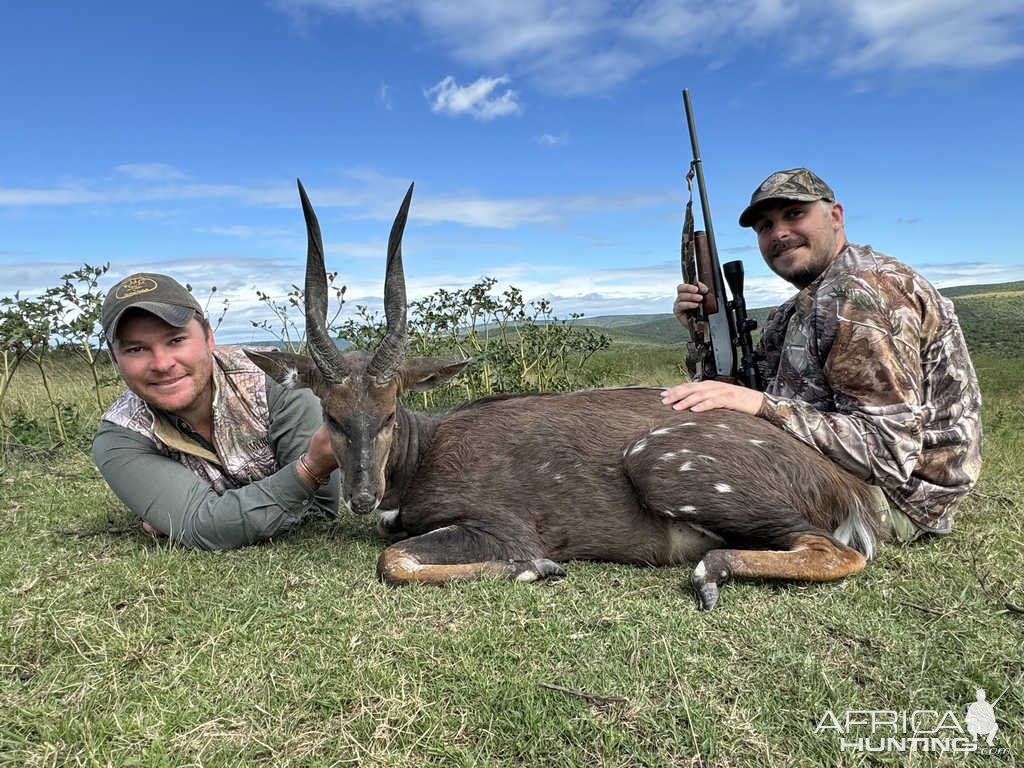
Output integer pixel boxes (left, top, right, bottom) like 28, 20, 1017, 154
115, 276, 159, 300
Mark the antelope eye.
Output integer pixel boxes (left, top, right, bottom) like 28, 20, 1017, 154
324, 412, 347, 435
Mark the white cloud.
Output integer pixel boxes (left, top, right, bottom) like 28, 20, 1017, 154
377, 82, 393, 110
537, 132, 569, 147
0, 167, 679, 231
0, 186, 107, 205
198, 225, 296, 239
425, 75, 522, 120
115, 163, 190, 181
275, 0, 1024, 93
833, 0, 1024, 71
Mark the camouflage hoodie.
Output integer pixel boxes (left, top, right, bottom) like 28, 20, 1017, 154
754, 242, 983, 533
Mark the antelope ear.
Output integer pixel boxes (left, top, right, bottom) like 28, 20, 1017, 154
400, 357, 470, 392
244, 349, 323, 391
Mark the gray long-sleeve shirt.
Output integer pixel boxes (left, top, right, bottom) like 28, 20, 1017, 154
93, 375, 339, 550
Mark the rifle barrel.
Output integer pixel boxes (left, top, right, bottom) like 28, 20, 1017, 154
682, 89, 720, 277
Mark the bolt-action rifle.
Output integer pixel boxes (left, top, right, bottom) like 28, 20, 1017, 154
680, 89, 761, 389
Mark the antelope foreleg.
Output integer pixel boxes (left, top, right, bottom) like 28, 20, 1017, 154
376, 525, 564, 586
691, 533, 867, 611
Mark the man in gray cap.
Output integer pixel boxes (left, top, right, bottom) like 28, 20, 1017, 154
93, 272, 340, 549
664, 168, 982, 540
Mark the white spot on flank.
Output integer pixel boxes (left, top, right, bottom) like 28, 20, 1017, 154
663, 509, 677, 518
629, 438, 648, 455
539, 461, 551, 471
716, 423, 729, 429
749, 439, 766, 445
678, 461, 694, 472
714, 483, 732, 493
678, 422, 697, 427
553, 474, 564, 482
678, 505, 697, 514
657, 452, 677, 462
699, 455, 717, 463
650, 426, 674, 436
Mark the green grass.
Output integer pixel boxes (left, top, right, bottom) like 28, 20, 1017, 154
1, 350, 1021, 766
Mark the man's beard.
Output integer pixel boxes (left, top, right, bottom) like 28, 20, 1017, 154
783, 263, 825, 289
767, 236, 834, 289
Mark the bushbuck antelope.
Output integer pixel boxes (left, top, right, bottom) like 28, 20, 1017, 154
246, 181, 884, 610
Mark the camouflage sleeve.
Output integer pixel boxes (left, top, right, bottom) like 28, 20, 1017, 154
756, 273, 924, 491
91, 381, 339, 551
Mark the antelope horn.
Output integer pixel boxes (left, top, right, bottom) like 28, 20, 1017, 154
366, 182, 413, 386
297, 179, 346, 382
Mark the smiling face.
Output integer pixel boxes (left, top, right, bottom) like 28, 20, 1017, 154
112, 310, 216, 423
752, 200, 846, 289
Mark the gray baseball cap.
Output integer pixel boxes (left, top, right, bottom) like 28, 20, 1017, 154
101, 273, 203, 345
738, 168, 835, 227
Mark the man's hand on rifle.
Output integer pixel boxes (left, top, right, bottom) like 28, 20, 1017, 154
661, 380, 765, 416
673, 281, 709, 323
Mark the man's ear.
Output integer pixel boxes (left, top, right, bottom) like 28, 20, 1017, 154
829, 201, 844, 230
244, 349, 323, 391
400, 357, 470, 392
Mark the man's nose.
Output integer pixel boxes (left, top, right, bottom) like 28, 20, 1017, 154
768, 218, 792, 238
149, 346, 176, 372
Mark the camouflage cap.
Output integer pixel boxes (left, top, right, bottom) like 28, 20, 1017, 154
738, 168, 835, 227
101, 273, 204, 345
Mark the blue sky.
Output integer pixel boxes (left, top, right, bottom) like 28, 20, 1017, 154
2, 1, 1022, 342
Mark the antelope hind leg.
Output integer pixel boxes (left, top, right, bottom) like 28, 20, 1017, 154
690, 533, 867, 611
376, 524, 565, 586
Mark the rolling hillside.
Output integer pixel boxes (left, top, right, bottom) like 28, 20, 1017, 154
580, 280, 1024, 355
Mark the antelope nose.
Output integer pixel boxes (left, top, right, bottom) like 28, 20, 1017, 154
350, 491, 378, 516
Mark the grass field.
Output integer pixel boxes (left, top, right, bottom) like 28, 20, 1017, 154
1, 340, 1021, 765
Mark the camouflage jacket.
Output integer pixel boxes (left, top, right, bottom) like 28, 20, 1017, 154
754, 242, 983, 533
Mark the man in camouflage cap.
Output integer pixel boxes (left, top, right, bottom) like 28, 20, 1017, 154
93, 272, 341, 549
666, 168, 982, 542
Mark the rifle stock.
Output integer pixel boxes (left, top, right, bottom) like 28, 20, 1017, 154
693, 232, 718, 315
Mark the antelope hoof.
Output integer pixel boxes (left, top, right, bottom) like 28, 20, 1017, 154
690, 557, 730, 611
514, 558, 567, 582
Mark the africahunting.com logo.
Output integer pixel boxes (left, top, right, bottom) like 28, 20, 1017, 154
816, 687, 1005, 755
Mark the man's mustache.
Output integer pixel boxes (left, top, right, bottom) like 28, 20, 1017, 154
767, 237, 809, 258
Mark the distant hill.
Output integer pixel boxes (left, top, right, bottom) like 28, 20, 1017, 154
939, 281, 1024, 355
575, 307, 775, 346
242, 280, 1022, 356
578, 279, 1024, 355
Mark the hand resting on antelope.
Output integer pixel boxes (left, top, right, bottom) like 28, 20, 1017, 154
245, 182, 885, 610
